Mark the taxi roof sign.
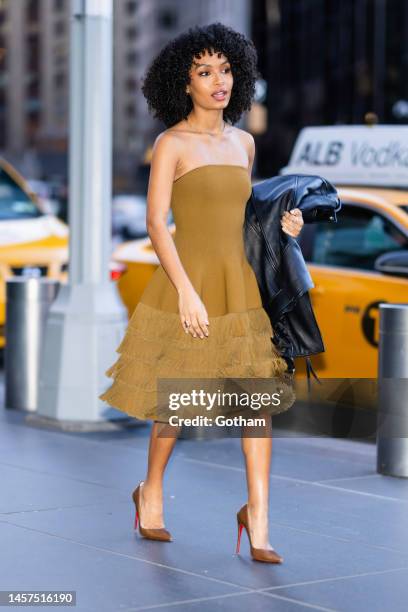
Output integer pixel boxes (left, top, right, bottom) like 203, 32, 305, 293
279, 125, 408, 188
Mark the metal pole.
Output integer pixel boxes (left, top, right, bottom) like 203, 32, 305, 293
377, 304, 408, 478
35, 0, 127, 426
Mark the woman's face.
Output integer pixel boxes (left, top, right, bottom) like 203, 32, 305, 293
186, 49, 233, 110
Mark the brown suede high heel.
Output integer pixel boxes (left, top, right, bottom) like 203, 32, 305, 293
236, 504, 283, 563
132, 481, 172, 542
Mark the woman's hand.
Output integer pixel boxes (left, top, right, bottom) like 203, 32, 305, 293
178, 285, 209, 339
281, 208, 304, 238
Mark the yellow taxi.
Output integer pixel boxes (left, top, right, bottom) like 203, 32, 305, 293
0, 158, 123, 347
295, 185, 408, 380
0, 158, 69, 345
279, 125, 408, 382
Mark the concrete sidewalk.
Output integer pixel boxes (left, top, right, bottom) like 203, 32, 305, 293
1, 379, 408, 611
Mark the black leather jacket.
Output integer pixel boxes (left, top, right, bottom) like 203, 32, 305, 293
243, 174, 342, 381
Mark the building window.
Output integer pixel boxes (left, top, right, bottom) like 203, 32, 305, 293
26, 0, 39, 23
0, 8, 7, 26
157, 8, 178, 29
125, 103, 136, 117
27, 78, 40, 99
0, 33, 6, 69
26, 34, 40, 72
126, 50, 138, 66
54, 72, 65, 88
126, 1, 137, 15
126, 26, 138, 40
54, 20, 65, 36
26, 110, 41, 146
126, 77, 137, 92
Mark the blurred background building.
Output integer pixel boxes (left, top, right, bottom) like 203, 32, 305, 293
0, 0, 250, 192
253, 0, 408, 174
0, 0, 407, 190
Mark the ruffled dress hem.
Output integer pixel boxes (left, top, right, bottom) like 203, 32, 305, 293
99, 301, 296, 422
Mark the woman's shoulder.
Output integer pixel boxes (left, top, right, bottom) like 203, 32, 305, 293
232, 126, 255, 146
231, 127, 255, 161
155, 126, 183, 143
151, 127, 185, 156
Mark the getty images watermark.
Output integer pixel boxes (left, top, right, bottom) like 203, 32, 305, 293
161, 384, 288, 427
154, 377, 297, 435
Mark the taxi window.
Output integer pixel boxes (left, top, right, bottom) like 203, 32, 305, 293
0, 168, 42, 220
308, 204, 408, 271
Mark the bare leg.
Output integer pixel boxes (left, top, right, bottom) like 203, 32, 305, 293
139, 421, 181, 529
241, 414, 274, 549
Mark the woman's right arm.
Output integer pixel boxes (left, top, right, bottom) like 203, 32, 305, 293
145, 132, 209, 339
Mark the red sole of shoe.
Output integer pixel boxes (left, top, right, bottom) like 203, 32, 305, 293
236, 522, 244, 554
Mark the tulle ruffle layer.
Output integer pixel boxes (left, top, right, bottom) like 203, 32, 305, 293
98, 301, 296, 421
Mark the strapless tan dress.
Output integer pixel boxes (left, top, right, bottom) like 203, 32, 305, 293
99, 164, 296, 422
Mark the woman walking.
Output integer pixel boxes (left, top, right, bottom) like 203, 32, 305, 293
99, 22, 303, 563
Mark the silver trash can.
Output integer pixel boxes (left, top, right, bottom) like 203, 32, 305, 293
377, 303, 408, 478
5, 277, 60, 412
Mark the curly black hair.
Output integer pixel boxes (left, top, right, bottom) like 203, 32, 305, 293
140, 22, 260, 127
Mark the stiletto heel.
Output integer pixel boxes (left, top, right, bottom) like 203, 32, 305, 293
131, 481, 172, 542
236, 520, 244, 554
134, 509, 139, 530
236, 504, 283, 563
